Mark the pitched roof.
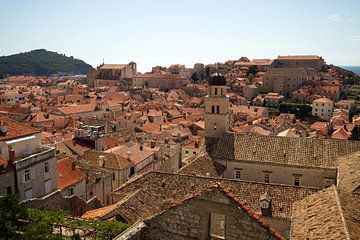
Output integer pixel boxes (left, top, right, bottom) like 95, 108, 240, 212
57, 104, 96, 115
211, 133, 360, 169
110, 171, 318, 223
56, 157, 86, 190
79, 151, 131, 170
177, 151, 225, 178
291, 186, 360, 240
338, 152, 360, 194
0, 117, 40, 141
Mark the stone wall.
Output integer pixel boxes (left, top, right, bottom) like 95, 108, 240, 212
220, 160, 336, 189
129, 188, 280, 240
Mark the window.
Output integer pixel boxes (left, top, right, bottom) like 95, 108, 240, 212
264, 174, 270, 183
213, 123, 217, 131
6, 186, 12, 195
193, 152, 196, 154
235, 170, 241, 179
25, 169, 31, 181
44, 162, 49, 173
210, 213, 225, 239
211, 105, 215, 113
216, 106, 220, 113
294, 177, 300, 186
44, 179, 51, 194
214, 88, 218, 95
221, 88, 223, 95
185, 150, 189, 154
68, 188, 74, 196
25, 188, 32, 199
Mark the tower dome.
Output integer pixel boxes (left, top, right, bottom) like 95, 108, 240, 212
208, 73, 226, 86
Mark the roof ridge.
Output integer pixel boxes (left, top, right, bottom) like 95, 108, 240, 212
333, 187, 351, 240
168, 182, 286, 240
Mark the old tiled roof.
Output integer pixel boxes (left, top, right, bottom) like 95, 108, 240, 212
338, 152, 360, 194
178, 151, 225, 178
79, 151, 131, 170
0, 117, 40, 141
57, 104, 96, 115
291, 186, 360, 240
56, 157, 86, 190
277, 55, 321, 60
111, 171, 318, 223
211, 133, 360, 169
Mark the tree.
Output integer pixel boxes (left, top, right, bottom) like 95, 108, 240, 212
0, 194, 27, 240
349, 125, 360, 141
258, 86, 270, 94
248, 65, 258, 76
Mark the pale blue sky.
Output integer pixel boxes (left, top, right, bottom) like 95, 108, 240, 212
0, 0, 359, 72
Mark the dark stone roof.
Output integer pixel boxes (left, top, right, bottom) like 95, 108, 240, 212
110, 171, 319, 223
211, 133, 360, 169
208, 73, 226, 86
291, 186, 360, 240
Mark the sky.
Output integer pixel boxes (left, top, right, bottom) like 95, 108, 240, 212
0, 0, 359, 72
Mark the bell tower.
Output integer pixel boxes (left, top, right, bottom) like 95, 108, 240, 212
204, 73, 229, 139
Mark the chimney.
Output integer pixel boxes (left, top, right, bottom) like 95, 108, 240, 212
71, 162, 76, 170
0, 121, 8, 135
150, 141, 155, 149
140, 144, 143, 151
195, 140, 200, 148
126, 151, 131, 160
159, 124, 162, 131
9, 149, 15, 162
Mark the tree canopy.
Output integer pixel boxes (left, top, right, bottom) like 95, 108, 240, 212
0, 49, 93, 76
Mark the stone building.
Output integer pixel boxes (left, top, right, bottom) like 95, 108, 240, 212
0, 117, 57, 200
263, 67, 309, 97
312, 97, 334, 121
204, 73, 230, 138
271, 55, 325, 72
116, 184, 285, 240
82, 171, 318, 238
87, 62, 137, 87
210, 133, 360, 189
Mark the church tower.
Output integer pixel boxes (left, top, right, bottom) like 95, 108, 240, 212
204, 73, 229, 139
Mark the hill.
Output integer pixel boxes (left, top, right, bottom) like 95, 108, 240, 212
0, 49, 93, 76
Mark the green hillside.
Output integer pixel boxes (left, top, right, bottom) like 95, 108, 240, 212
0, 49, 93, 76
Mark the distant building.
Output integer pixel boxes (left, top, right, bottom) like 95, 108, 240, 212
264, 92, 284, 108
312, 97, 334, 121
271, 55, 325, 72
87, 62, 137, 87
263, 68, 308, 98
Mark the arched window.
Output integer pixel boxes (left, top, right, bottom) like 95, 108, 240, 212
212, 105, 215, 113
221, 88, 223, 95
214, 88, 218, 95
216, 106, 220, 113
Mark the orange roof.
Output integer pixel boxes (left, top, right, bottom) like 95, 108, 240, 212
81, 204, 117, 219
57, 104, 96, 115
277, 55, 321, 60
0, 117, 40, 141
56, 157, 86, 190
313, 97, 333, 103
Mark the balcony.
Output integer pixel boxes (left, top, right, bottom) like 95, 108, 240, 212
15, 146, 55, 170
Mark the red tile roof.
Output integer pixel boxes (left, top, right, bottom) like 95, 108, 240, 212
0, 117, 40, 141
56, 157, 86, 190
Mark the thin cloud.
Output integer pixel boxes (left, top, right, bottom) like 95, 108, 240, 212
345, 36, 360, 41
327, 14, 341, 21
